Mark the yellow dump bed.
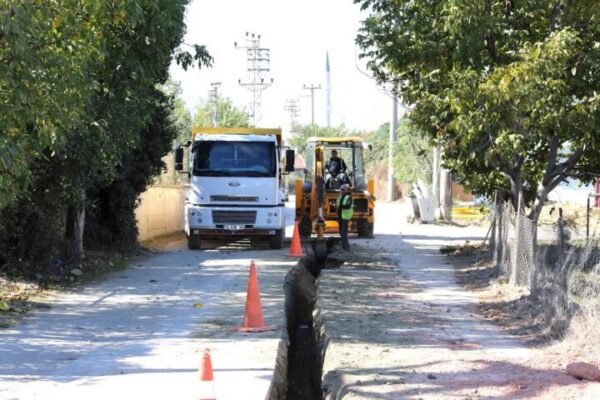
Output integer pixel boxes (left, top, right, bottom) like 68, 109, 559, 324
307, 136, 363, 144
192, 127, 282, 145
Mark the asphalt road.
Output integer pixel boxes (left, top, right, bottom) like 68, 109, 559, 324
0, 205, 297, 400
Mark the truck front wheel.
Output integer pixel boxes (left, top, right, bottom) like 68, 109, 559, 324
269, 228, 284, 250
187, 234, 202, 250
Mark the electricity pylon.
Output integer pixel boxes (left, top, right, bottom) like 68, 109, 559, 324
234, 32, 273, 125
208, 82, 221, 127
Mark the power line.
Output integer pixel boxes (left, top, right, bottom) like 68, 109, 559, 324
234, 32, 274, 125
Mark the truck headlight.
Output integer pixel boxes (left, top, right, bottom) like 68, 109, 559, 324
267, 218, 272, 224
267, 212, 273, 217
197, 217, 203, 223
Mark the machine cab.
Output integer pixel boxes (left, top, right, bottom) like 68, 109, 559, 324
304, 137, 370, 191
295, 136, 375, 240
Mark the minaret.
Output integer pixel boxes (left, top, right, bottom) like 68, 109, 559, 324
326, 51, 332, 128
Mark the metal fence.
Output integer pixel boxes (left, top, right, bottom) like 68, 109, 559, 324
489, 203, 536, 288
487, 201, 600, 325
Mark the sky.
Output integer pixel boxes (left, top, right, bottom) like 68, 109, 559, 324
169, 0, 395, 132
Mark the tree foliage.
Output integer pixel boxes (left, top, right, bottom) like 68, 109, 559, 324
0, 1, 104, 206
356, 0, 600, 222
0, 1, 210, 276
192, 97, 250, 129
393, 121, 432, 185
161, 80, 192, 143
363, 120, 432, 184
288, 125, 348, 156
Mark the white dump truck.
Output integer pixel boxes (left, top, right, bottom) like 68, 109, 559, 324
175, 128, 294, 250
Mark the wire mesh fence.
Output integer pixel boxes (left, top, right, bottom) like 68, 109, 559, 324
488, 200, 600, 330
490, 202, 537, 288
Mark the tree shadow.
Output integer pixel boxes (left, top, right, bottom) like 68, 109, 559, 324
0, 249, 290, 386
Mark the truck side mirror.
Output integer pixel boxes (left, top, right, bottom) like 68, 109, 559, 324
174, 148, 184, 171
285, 149, 295, 173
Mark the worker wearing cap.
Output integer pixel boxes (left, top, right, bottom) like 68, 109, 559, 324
325, 150, 349, 188
336, 184, 354, 251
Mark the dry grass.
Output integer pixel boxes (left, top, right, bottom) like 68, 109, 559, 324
538, 203, 600, 237
564, 261, 600, 358
448, 242, 600, 350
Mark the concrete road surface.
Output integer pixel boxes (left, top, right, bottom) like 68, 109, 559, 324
0, 205, 297, 400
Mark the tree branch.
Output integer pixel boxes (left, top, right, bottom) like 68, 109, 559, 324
0, 165, 18, 180
550, 144, 586, 178
556, 171, 600, 179
504, 0, 513, 17
529, 134, 564, 220
484, 0, 498, 62
513, 153, 524, 173
550, 2, 561, 33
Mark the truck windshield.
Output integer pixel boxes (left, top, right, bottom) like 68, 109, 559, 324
192, 141, 276, 177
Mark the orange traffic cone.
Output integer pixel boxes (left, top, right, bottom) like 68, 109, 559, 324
198, 348, 216, 400
288, 221, 303, 257
237, 261, 275, 332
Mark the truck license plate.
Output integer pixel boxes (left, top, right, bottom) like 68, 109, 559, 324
225, 225, 244, 230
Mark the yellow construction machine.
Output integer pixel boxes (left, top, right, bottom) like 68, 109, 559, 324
295, 137, 375, 253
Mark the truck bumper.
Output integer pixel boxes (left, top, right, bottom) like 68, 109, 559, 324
185, 205, 285, 236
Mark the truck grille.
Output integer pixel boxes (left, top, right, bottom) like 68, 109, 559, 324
210, 195, 259, 202
212, 210, 257, 225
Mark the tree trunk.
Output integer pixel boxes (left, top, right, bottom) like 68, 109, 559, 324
488, 214, 496, 259
509, 174, 525, 212
69, 189, 86, 261
65, 206, 75, 240
74, 206, 85, 260
495, 200, 504, 272
432, 146, 441, 217
440, 168, 452, 222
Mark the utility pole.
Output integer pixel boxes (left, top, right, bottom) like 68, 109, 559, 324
387, 85, 398, 201
208, 82, 221, 127
440, 166, 453, 222
432, 146, 451, 221
432, 146, 441, 212
235, 32, 273, 125
284, 98, 301, 134
303, 84, 321, 126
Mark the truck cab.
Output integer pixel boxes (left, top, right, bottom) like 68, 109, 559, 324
176, 128, 294, 250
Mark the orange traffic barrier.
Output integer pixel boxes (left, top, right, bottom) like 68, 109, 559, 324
237, 261, 275, 332
288, 221, 303, 257
198, 348, 216, 400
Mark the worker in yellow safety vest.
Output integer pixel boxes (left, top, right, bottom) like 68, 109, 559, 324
336, 184, 354, 251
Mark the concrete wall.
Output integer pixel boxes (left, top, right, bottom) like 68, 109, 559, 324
135, 185, 188, 242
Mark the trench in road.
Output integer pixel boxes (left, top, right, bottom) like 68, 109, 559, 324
275, 241, 343, 400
